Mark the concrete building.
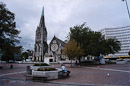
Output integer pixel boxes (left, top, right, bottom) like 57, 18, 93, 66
33, 7, 47, 61
100, 26, 130, 57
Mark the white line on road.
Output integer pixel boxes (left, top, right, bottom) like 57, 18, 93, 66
86, 67, 130, 73
0, 71, 26, 77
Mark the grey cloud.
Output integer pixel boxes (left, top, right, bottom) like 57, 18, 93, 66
2, 0, 130, 50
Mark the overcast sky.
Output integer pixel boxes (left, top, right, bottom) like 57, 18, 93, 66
2, 0, 130, 50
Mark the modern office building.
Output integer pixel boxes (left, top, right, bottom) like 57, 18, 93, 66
100, 26, 130, 57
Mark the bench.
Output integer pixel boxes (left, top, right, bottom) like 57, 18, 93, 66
25, 66, 32, 80
58, 71, 70, 79
25, 74, 33, 80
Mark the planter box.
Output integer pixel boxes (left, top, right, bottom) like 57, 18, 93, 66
32, 68, 61, 80
32, 70, 46, 77
46, 71, 58, 79
31, 65, 54, 70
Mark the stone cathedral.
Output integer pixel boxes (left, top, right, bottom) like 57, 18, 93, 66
33, 7, 48, 61
33, 7, 67, 62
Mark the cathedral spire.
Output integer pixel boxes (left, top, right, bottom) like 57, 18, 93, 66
42, 7, 44, 16
34, 7, 47, 62
39, 7, 45, 28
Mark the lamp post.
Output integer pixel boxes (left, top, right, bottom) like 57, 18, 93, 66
28, 44, 31, 56
29, 44, 31, 50
122, 0, 130, 21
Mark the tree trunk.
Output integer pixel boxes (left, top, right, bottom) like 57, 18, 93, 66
71, 59, 72, 67
78, 57, 81, 66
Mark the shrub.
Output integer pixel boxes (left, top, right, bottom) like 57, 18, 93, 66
37, 68, 56, 71
33, 63, 49, 66
37, 68, 44, 71
40, 63, 49, 66
44, 68, 56, 71
33, 63, 40, 66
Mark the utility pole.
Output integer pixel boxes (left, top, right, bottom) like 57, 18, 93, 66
122, 0, 130, 21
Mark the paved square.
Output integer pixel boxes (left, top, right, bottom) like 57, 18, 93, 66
0, 63, 130, 86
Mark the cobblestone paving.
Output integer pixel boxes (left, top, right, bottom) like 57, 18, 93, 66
0, 63, 130, 86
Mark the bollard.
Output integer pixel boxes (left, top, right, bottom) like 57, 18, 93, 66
0, 66, 3, 69
10, 65, 13, 69
107, 73, 110, 77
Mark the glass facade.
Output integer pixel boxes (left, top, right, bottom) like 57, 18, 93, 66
100, 26, 130, 57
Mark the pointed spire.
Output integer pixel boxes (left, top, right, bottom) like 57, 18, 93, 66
42, 7, 44, 16
54, 35, 56, 39
39, 6, 45, 28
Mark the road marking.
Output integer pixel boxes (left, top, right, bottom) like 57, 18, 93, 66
86, 67, 130, 73
0, 71, 26, 77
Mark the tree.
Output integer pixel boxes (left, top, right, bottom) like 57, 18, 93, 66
64, 40, 84, 67
2, 45, 22, 61
69, 23, 103, 56
69, 23, 121, 57
105, 38, 121, 55
21, 51, 29, 61
0, 2, 21, 62
128, 51, 130, 55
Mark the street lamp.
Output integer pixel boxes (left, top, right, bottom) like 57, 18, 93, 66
29, 44, 31, 50
28, 44, 31, 56
122, 0, 130, 21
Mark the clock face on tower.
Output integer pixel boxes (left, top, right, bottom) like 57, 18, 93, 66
51, 43, 58, 52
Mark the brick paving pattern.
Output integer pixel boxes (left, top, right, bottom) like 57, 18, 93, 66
0, 63, 130, 86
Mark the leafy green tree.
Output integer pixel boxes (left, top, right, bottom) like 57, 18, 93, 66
2, 45, 22, 61
0, 2, 21, 62
128, 51, 130, 55
69, 23, 121, 57
64, 40, 84, 67
105, 38, 121, 55
21, 51, 28, 60
69, 23, 91, 56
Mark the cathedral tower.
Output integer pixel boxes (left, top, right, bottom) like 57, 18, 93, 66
33, 7, 47, 62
